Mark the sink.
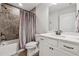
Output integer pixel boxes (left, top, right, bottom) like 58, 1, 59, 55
47, 33, 65, 38
47, 33, 79, 38
41, 33, 79, 39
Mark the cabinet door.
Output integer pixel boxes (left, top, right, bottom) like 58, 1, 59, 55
39, 37, 54, 56
54, 50, 68, 56
39, 38, 45, 56
48, 45, 55, 56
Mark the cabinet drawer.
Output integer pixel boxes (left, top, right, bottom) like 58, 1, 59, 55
38, 36, 58, 47
59, 40, 79, 55
54, 48, 75, 56
47, 38, 58, 47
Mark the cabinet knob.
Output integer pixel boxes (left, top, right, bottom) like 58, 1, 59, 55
49, 47, 53, 50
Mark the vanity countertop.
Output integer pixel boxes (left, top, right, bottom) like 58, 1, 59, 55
36, 33, 79, 44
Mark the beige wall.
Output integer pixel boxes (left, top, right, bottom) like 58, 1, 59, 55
0, 4, 20, 40
36, 3, 49, 34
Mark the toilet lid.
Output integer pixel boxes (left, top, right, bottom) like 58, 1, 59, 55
25, 45, 36, 49
25, 41, 38, 47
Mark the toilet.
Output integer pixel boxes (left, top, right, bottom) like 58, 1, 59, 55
25, 41, 39, 56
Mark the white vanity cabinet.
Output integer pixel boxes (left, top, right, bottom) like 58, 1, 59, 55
36, 35, 77, 56
38, 37, 55, 56
37, 36, 58, 56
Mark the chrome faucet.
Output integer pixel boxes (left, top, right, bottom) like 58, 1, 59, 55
55, 30, 63, 35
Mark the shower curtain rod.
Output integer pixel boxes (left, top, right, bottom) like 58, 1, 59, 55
2, 3, 36, 15
3, 3, 31, 12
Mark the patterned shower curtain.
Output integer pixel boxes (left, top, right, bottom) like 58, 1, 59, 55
19, 9, 36, 49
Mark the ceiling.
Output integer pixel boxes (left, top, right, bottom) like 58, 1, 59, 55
49, 3, 76, 13
10, 3, 39, 11
10, 3, 76, 12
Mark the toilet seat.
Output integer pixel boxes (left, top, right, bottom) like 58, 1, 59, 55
25, 41, 38, 49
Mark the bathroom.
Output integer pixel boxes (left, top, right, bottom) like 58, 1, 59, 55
0, 3, 79, 56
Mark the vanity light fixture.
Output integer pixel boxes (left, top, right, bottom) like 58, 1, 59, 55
18, 3, 23, 7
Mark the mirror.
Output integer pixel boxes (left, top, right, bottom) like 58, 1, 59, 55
49, 3, 76, 32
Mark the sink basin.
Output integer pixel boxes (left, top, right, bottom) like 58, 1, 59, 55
47, 33, 65, 38
47, 33, 79, 38
41, 33, 79, 39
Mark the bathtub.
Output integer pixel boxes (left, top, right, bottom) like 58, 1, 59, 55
0, 39, 19, 56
